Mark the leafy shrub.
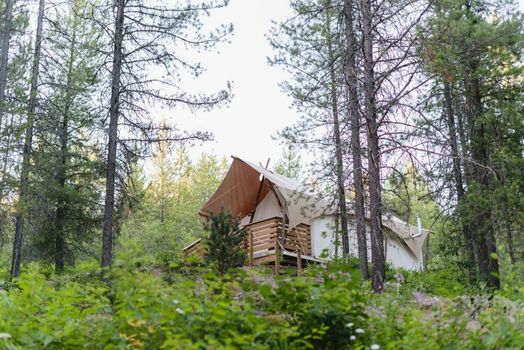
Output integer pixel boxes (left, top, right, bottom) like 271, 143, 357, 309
259, 263, 368, 349
0, 259, 522, 349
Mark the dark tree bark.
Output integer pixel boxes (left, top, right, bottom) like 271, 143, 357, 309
506, 216, 516, 265
11, 0, 45, 278
361, 0, 385, 292
0, 0, 14, 128
344, 0, 369, 280
54, 5, 81, 273
443, 81, 476, 282
463, 61, 500, 289
101, 0, 125, 274
325, 4, 350, 258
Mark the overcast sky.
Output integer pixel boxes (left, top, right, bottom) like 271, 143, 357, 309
162, 0, 296, 167
163, 0, 524, 167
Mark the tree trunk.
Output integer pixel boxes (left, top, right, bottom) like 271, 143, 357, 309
54, 4, 80, 273
11, 0, 45, 278
506, 217, 516, 265
463, 62, 499, 289
361, 0, 384, 292
325, 3, 350, 258
443, 81, 476, 282
0, 114, 14, 204
101, 0, 125, 274
0, 0, 14, 129
344, 0, 369, 279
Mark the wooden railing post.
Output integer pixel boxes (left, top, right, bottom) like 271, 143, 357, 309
249, 229, 253, 267
274, 234, 280, 275
297, 250, 302, 276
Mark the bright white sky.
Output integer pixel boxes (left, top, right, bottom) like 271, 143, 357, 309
162, 0, 524, 167
161, 0, 296, 166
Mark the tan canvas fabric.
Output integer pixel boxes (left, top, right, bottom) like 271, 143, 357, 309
199, 158, 270, 219
251, 190, 283, 223
382, 216, 430, 261
200, 155, 429, 263
199, 156, 319, 228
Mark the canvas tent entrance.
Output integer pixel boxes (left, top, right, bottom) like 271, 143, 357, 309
198, 156, 325, 228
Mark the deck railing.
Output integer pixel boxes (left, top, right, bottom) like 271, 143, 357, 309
183, 217, 311, 273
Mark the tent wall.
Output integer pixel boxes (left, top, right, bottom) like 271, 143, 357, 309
312, 214, 424, 271
240, 190, 283, 226
311, 215, 337, 259
386, 239, 421, 270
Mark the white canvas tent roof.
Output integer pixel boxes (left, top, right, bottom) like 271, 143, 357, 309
199, 156, 430, 260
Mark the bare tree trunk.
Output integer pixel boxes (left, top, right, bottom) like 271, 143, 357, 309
443, 81, 476, 282
325, 4, 349, 258
101, 0, 125, 274
361, 0, 385, 292
11, 0, 45, 278
0, 0, 14, 130
344, 0, 369, 279
0, 114, 13, 204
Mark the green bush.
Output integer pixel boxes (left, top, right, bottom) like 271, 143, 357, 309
0, 260, 522, 349
259, 263, 368, 349
205, 207, 246, 274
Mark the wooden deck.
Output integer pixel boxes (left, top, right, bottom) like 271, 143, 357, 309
182, 238, 207, 261
183, 217, 316, 274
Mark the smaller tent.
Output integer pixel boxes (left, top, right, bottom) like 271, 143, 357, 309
199, 156, 430, 271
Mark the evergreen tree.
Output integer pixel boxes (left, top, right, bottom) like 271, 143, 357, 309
419, 0, 523, 288
274, 145, 302, 180
99, 0, 232, 274
14, 0, 105, 272
205, 207, 246, 274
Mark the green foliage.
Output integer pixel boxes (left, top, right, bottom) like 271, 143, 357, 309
19, 0, 105, 267
0, 260, 522, 349
205, 207, 246, 274
384, 162, 441, 228
273, 145, 302, 180
260, 263, 368, 349
0, 261, 369, 349
119, 149, 228, 265
367, 286, 524, 350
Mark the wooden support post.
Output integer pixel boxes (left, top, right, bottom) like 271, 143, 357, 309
249, 230, 254, 267
297, 250, 302, 276
274, 236, 280, 275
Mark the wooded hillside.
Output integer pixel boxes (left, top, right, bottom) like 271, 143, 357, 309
0, 0, 522, 348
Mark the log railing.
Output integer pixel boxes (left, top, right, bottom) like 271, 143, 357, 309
244, 217, 311, 271
183, 217, 312, 272
182, 238, 207, 261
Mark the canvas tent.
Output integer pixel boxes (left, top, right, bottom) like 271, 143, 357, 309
198, 156, 430, 271
199, 156, 325, 229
